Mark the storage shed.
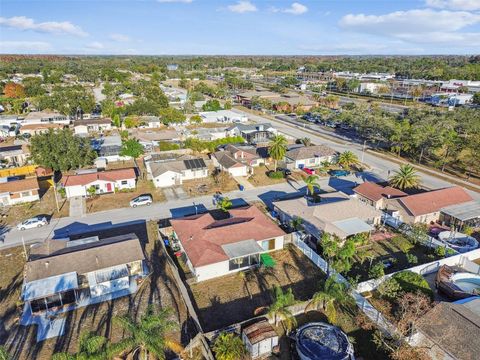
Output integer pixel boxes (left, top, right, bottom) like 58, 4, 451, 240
242, 319, 279, 359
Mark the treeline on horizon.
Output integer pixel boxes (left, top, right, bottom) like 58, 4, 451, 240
1, 55, 479, 81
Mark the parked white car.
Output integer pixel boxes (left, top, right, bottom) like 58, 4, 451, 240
17, 216, 48, 230
129, 195, 153, 208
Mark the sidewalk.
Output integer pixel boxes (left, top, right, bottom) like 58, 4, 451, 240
233, 176, 255, 191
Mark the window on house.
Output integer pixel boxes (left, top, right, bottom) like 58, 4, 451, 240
121, 180, 128, 185
20, 191, 31, 197
261, 239, 276, 251
308, 158, 316, 164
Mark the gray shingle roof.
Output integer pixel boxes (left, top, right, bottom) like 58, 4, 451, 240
285, 145, 337, 161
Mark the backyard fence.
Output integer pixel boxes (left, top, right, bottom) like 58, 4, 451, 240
292, 233, 399, 337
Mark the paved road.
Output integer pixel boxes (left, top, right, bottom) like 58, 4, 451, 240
234, 108, 480, 199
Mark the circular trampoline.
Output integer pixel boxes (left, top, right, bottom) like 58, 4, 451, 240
438, 231, 479, 253
295, 322, 355, 360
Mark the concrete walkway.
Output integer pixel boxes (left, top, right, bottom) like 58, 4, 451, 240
233, 176, 255, 190
69, 196, 85, 217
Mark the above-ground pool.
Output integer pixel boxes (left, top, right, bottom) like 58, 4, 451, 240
438, 231, 479, 253
451, 273, 480, 294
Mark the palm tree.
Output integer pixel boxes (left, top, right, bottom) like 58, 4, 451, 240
389, 164, 420, 190
267, 286, 297, 330
112, 306, 181, 360
304, 175, 321, 196
52, 332, 108, 360
300, 137, 311, 146
212, 332, 247, 360
268, 134, 288, 172
289, 216, 304, 231
306, 276, 353, 325
217, 196, 232, 212
0, 346, 11, 360
337, 150, 360, 170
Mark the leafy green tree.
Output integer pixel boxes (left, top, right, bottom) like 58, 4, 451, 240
23, 77, 46, 97
112, 114, 121, 128
52, 332, 108, 360
202, 99, 222, 111
213, 332, 247, 360
217, 196, 232, 212
299, 137, 311, 146
37, 85, 95, 116
189, 115, 202, 124
120, 139, 144, 159
337, 150, 360, 169
30, 129, 97, 171
319, 232, 339, 276
307, 276, 353, 325
289, 216, 304, 231
112, 306, 181, 360
473, 92, 480, 105
123, 116, 139, 129
369, 262, 385, 279
0, 346, 11, 360
305, 175, 321, 196
268, 134, 288, 172
389, 164, 420, 190
159, 107, 186, 125
267, 286, 297, 329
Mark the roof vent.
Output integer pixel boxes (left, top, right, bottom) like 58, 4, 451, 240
45, 261, 49, 268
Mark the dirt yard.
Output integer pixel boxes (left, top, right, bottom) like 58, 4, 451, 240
1, 188, 69, 226
0, 221, 194, 360
247, 164, 286, 187
188, 245, 326, 332
181, 170, 238, 197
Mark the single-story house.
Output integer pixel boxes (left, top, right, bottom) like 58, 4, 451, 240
353, 181, 407, 210
0, 144, 29, 166
199, 110, 248, 123
22, 111, 70, 125
440, 200, 480, 229
94, 135, 131, 162
19, 123, 64, 136
412, 298, 480, 360
61, 168, 136, 198
169, 206, 286, 281
139, 116, 162, 128
242, 319, 279, 359
212, 144, 263, 177
284, 144, 337, 170
226, 123, 277, 145
22, 233, 148, 316
184, 126, 228, 141
385, 186, 473, 225
146, 156, 208, 188
74, 118, 112, 135
0, 177, 40, 206
274, 191, 382, 240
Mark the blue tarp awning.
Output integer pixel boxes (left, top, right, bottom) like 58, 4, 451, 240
23, 272, 78, 301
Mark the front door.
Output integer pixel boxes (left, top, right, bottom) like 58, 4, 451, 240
106, 183, 112, 192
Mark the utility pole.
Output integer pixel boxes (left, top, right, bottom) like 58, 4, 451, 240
53, 175, 60, 213
21, 236, 28, 260
361, 140, 367, 163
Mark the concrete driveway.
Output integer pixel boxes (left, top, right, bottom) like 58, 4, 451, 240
69, 196, 85, 217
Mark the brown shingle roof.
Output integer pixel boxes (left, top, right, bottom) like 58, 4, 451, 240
398, 186, 473, 216
0, 177, 39, 194
25, 234, 145, 282
243, 320, 278, 344
285, 145, 337, 161
353, 181, 407, 202
170, 206, 285, 267
61, 168, 136, 187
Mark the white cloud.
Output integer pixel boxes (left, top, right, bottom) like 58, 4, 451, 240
0, 41, 52, 53
157, 0, 193, 3
86, 41, 104, 50
109, 33, 131, 42
0, 16, 87, 37
283, 2, 308, 15
227, 1, 257, 13
426, 0, 480, 11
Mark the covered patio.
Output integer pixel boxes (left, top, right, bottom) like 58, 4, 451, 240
441, 201, 480, 229
222, 239, 263, 271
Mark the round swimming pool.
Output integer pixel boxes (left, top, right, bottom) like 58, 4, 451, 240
438, 231, 479, 253
451, 272, 480, 294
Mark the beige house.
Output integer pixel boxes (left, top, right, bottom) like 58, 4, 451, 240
353, 181, 407, 210
0, 177, 40, 206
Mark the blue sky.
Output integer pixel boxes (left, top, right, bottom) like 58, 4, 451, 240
1, 0, 480, 55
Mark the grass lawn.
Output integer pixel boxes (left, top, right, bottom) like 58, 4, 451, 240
188, 245, 326, 332
348, 236, 442, 283
247, 164, 286, 187
0, 221, 193, 360
181, 170, 238, 197
1, 187, 69, 226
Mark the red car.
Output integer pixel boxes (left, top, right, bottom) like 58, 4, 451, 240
303, 167, 315, 175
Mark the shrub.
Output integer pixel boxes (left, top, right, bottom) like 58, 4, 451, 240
406, 253, 418, 265
57, 187, 66, 198
435, 246, 446, 257
391, 235, 414, 254
267, 170, 284, 179
391, 271, 433, 298
446, 248, 456, 257
378, 278, 401, 300
369, 262, 385, 279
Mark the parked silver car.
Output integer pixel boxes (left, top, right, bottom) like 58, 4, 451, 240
129, 195, 153, 208
17, 216, 48, 230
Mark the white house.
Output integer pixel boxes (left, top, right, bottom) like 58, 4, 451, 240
284, 144, 337, 170
139, 116, 162, 128
169, 206, 286, 282
199, 110, 248, 124
61, 168, 136, 198
0, 177, 40, 206
74, 118, 112, 135
146, 156, 208, 188
212, 144, 264, 177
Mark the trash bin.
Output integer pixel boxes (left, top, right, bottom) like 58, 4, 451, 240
239, 184, 245, 191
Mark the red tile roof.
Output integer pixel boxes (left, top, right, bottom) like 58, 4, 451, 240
61, 168, 136, 187
0, 177, 39, 193
354, 182, 407, 202
399, 186, 473, 216
170, 206, 285, 267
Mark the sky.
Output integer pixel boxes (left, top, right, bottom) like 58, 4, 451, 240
1, 0, 480, 55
